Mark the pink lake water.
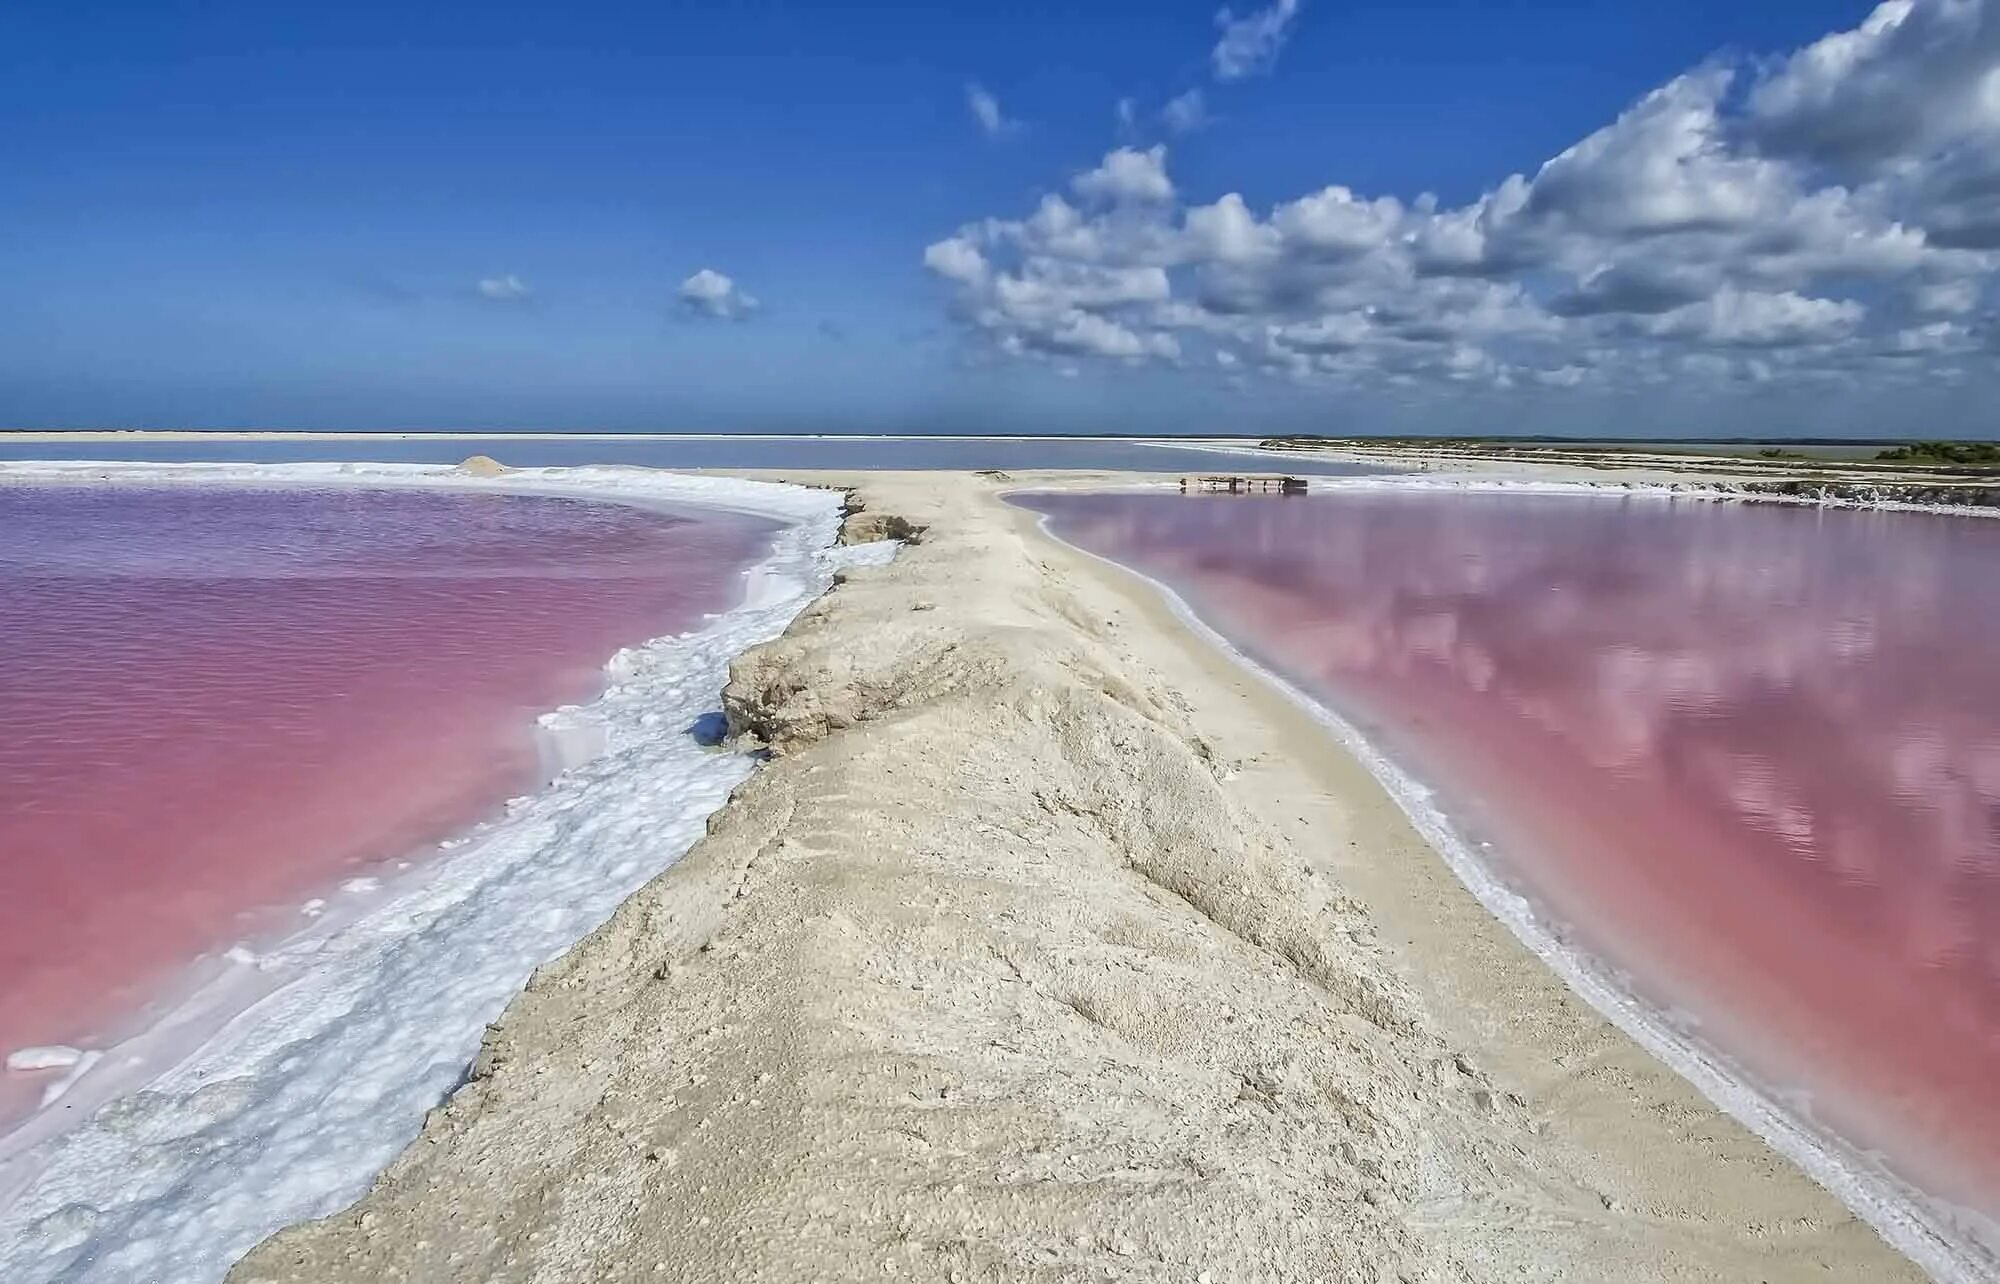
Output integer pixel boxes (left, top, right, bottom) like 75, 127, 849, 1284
1024, 488, 2000, 1259
0, 483, 778, 1125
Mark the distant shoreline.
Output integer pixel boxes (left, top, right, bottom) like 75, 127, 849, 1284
6, 428, 1991, 447
2, 429, 1276, 442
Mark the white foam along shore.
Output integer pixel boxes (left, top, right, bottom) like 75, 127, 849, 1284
1021, 488, 2000, 1284
0, 460, 889, 1284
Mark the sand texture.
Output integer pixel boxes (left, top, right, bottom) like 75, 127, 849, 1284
232, 473, 1916, 1284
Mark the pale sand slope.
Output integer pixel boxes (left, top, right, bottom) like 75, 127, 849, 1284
233, 472, 1915, 1284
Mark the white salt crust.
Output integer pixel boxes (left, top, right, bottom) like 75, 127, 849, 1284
0, 461, 889, 1284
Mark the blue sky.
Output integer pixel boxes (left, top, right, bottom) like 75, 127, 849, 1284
3, 0, 1995, 436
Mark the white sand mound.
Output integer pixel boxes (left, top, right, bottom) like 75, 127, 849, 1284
232, 474, 1918, 1284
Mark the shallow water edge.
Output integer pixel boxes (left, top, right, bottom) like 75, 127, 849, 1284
1016, 491, 1997, 1284
0, 461, 877, 1284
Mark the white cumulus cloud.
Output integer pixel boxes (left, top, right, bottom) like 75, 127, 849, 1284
921, 0, 2000, 404
923, 236, 989, 286
1073, 145, 1176, 204
679, 268, 758, 320
1746, 0, 2000, 171
1646, 288, 1865, 348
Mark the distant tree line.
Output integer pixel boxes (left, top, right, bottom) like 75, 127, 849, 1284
1875, 441, 2000, 467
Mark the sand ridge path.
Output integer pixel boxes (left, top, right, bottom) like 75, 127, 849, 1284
232, 472, 1917, 1284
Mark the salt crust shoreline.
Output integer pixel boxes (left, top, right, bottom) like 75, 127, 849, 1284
1071, 464, 2000, 520
1024, 492, 1996, 1284
230, 471, 1925, 1284
0, 461, 868, 1284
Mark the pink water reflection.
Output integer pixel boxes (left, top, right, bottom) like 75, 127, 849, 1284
0, 484, 776, 1123
1026, 489, 2000, 1224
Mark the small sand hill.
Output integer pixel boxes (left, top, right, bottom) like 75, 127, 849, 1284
456, 454, 507, 477
233, 474, 1914, 1284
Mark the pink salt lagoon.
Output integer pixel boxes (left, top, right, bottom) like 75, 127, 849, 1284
0, 481, 778, 1125
1024, 487, 2000, 1270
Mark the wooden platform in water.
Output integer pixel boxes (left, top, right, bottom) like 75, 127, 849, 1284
1179, 474, 1309, 495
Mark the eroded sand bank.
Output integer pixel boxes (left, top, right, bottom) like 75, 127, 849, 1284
233, 472, 1916, 1283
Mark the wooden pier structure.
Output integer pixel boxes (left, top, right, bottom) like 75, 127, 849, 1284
1179, 474, 1309, 496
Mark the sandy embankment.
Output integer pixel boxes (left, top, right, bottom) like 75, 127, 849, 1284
233, 472, 1915, 1283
